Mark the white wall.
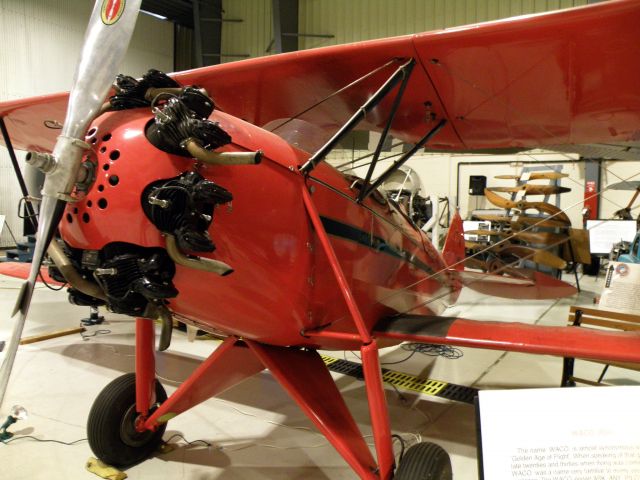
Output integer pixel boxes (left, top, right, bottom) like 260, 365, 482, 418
0, 0, 174, 247
328, 149, 640, 229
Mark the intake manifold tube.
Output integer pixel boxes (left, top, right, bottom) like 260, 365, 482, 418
165, 234, 233, 276
182, 138, 262, 166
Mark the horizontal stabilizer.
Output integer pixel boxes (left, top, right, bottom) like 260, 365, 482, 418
374, 314, 640, 364
452, 269, 576, 300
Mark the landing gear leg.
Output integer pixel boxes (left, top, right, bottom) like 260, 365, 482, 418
87, 318, 166, 467
362, 341, 395, 479
135, 318, 156, 417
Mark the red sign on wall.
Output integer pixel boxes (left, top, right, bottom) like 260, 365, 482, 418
584, 180, 598, 219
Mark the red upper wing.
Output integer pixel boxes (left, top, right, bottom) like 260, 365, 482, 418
1, 0, 639, 153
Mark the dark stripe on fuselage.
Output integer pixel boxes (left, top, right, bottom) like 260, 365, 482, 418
320, 216, 435, 275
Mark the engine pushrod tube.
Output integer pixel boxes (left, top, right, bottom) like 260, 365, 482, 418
300, 59, 415, 175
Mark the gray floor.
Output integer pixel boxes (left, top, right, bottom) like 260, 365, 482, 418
0, 271, 637, 479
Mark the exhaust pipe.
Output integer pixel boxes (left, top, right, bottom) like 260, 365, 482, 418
47, 241, 107, 302
182, 138, 262, 166
165, 234, 233, 276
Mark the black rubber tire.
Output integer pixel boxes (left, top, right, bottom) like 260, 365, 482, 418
87, 373, 167, 468
394, 442, 453, 480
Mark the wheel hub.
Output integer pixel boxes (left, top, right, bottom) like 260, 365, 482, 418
120, 404, 154, 448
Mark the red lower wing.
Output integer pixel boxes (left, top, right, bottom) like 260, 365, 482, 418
0, 262, 64, 286
454, 269, 577, 300
374, 315, 640, 364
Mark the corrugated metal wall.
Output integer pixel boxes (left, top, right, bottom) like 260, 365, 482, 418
221, 0, 587, 56
221, 0, 273, 62
0, 0, 173, 247
299, 0, 587, 49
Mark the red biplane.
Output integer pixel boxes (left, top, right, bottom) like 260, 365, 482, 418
1, 0, 640, 478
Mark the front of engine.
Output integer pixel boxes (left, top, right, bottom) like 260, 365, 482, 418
37, 70, 260, 344
35, 69, 315, 347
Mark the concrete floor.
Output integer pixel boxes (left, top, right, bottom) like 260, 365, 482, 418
0, 271, 638, 479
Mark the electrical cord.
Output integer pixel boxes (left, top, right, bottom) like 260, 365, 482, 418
4, 433, 211, 448
3, 435, 86, 446
79, 322, 111, 341
164, 433, 211, 447
38, 271, 67, 291
381, 343, 463, 366
392, 434, 406, 462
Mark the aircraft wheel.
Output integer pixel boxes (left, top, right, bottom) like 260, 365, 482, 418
394, 442, 452, 480
87, 373, 167, 468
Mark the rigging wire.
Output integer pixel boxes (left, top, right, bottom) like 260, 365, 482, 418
267, 59, 400, 134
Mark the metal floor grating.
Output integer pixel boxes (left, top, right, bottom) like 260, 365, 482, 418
321, 355, 478, 404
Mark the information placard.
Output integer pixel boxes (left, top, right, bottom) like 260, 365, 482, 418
478, 386, 640, 480
586, 220, 636, 255
600, 262, 640, 313
463, 220, 492, 242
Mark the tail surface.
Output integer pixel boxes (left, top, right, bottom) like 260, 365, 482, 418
442, 210, 465, 271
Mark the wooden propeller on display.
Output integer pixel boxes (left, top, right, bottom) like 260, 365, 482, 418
464, 229, 569, 246
488, 185, 571, 195
465, 241, 567, 270
484, 188, 572, 224
612, 186, 640, 220
495, 172, 569, 181
473, 214, 571, 228
463, 256, 536, 278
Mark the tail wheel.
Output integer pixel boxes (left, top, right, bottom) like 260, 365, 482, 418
394, 442, 453, 480
87, 373, 167, 468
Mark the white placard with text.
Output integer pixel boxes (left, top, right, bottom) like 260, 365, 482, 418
479, 387, 640, 480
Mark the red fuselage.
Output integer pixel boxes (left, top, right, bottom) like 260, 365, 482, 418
59, 109, 459, 350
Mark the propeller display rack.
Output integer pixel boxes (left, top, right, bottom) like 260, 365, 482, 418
465, 167, 582, 289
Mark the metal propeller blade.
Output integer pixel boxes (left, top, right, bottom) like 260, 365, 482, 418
0, 0, 142, 406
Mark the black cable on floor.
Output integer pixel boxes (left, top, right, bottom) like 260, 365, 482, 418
391, 434, 406, 462
3, 435, 86, 446
80, 321, 111, 341
381, 343, 463, 366
38, 271, 67, 291
164, 433, 211, 447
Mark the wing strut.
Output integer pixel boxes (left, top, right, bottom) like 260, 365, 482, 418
300, 58, 415, 174
359, 118, 446, 201
0, 118, 38, 231
357, 60, 415, 201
